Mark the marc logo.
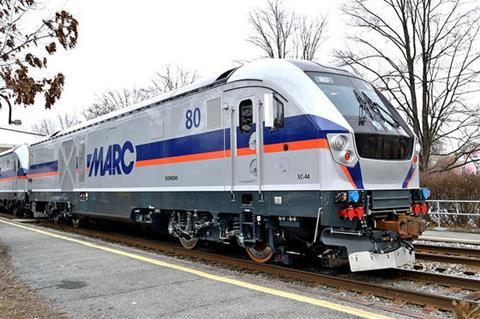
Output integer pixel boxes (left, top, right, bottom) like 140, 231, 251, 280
88, 141, 135, 177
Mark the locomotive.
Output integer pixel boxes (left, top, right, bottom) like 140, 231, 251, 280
0, 59, 429, 272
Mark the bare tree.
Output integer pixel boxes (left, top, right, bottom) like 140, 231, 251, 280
31, 118, 56, 136
31, 112, 82, 135
335, 0, 480, 172
0, 1, 78, 124
82, 65, 199, 120
149, 64, 199, 94
248, 0, 295, 58
293, 15, 328, 61
247, 0, 327, 60
82, 88, 150, 120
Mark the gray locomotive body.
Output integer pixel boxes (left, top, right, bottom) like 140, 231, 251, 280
0, 59, 428, 271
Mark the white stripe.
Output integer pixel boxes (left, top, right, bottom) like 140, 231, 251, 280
73, 186, 226, 192
71, 184, 321, 192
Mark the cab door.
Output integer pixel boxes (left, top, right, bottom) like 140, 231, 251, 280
229, 91, 266, 197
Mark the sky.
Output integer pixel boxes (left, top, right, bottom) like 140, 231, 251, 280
0, 0, 346, 133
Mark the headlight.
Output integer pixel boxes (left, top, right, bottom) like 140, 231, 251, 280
335, 135, 347, 150
327, 133, 358, 168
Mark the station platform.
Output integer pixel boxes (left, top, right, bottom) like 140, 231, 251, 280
0, 218, 392, 319
420, 229, 480, 245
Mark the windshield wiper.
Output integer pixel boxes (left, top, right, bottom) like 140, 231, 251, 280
353, 89, 373, 126
361, 92, 401, 129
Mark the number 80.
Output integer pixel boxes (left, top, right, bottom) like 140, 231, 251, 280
186, 108, 201, 129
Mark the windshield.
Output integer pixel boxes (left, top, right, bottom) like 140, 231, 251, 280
307, 72, 397, 123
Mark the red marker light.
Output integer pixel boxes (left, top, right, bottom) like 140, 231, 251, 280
346, 207, 355, 220
344, 151, 351, 162
355, 207, 364, 219
420, 203, 428, 215
339, 206, 356, 221
412, 204, 421, 216
412, 155, 418, 164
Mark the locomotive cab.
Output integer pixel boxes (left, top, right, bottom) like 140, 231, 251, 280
305, 67, 427, 271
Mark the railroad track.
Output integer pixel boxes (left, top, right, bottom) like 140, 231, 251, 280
414, 244, 480, 268
4, 217, 476, 315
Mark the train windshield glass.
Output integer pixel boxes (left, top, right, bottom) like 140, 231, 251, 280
307, 72, 396, 120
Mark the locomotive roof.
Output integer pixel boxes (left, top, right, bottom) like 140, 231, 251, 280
31, 59, 352, 146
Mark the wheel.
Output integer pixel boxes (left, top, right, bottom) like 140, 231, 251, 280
72, 216, 81, 228
12, 207, 24, 218
53, 214, 60, 224
246, 241, 274, 263
179, 236, 198, 250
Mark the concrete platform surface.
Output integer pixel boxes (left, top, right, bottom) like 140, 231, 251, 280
420, 229, 480, 245
0, 219, 394, 319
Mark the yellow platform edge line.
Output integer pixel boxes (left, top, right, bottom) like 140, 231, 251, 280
0, 218, 392, 319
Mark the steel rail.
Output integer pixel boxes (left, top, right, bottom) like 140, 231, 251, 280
414, 244, 480, 267
391, 269, 480, 291
18, 219, 479, 312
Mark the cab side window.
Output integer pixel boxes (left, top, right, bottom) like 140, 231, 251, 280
239, 99, 253, 134
273, 97, 284, 128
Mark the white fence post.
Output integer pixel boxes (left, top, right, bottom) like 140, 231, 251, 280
436, 201, 441, 229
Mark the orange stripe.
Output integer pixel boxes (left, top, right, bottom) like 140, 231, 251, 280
238, 138, 328, 157
340, 165, 357, 189
237, 148, 256, 156
0, 175, 28, 182
264, 138, 328, 153
136, 138, 328, 166
28, 171, 58, 178
136, 150, 231, 167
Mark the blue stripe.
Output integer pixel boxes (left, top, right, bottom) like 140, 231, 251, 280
0, 167, 28, 179
402, 165, 415, 188
238, 114, 348, 148
29, 161, 58, 174
346, 162, 364, 189
0, 169, 16, 179
135, 129, 229, 162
